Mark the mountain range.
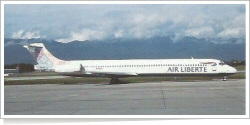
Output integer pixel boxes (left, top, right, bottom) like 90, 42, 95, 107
4, 36, 246, 65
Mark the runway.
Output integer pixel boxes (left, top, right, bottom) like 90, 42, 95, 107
4, 76, 66, 81
4, 79, 246, 117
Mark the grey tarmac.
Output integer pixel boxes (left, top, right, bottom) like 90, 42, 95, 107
4, 79, 246, 116
4, 76, 67, 81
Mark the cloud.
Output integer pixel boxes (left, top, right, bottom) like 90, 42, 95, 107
114, 30, 124, 38
11, 30, 45, 39
56, 29, 106, 43
171, 32, 184, 43
127, 13, 168, 38
185, 26, 215, 38
11, 30, 25, 39
4, 4, 246, 42
217, 28, 243, 38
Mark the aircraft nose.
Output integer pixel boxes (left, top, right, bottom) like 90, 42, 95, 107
230, 66, 237, 74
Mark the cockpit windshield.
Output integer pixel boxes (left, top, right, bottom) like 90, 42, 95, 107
219, 61, 226, 65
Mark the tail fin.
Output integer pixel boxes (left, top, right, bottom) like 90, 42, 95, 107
24, 43, 67, 70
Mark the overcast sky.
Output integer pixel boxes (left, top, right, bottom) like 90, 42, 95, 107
4, 3, 246, 43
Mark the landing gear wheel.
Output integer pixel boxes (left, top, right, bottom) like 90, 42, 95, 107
110, 78, 119, 84
223, 76, 228, 81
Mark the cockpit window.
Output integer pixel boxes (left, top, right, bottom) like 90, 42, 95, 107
219, 61, 226, 65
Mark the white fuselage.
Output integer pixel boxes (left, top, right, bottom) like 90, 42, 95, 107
24, 43, 237, 82
57, 59, 237, 77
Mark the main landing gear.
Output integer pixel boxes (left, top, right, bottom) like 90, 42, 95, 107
223, 76, 228, 81
110, 78, 119, 84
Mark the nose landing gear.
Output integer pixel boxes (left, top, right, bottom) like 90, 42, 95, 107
223, 76, 228, 81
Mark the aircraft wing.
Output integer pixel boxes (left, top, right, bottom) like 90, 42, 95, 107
84, 71, 138, 78
60, 71, 137, 78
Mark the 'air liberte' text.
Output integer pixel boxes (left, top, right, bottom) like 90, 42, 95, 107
167, 67, 208, 73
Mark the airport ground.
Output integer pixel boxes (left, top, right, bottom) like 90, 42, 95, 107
4, 79, 245, 116
4, 70, 245, 85
3, 65, 246, 116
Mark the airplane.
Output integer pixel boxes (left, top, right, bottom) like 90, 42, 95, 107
23, 43, 237, 84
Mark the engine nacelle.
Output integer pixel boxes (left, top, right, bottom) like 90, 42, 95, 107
55, 64, 81, 73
